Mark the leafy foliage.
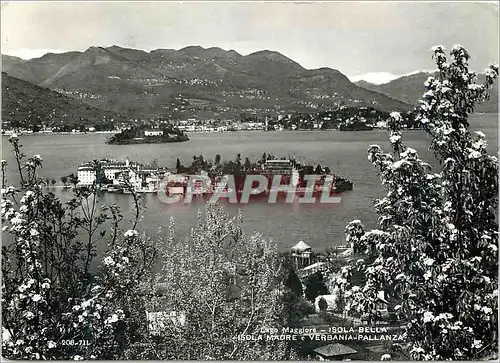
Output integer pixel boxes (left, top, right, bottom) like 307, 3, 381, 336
144, 205, 289, 360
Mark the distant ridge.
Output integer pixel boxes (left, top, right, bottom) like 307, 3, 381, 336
2, 45, 411, 119
356, 71, 498, 113
351, 70, 437, 85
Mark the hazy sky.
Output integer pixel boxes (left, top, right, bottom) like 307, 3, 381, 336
1, 1, 498, 83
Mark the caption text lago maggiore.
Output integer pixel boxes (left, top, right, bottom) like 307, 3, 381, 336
236, 326, 405, 342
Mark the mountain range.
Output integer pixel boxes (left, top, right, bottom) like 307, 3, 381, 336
2, 45, 411, 121
355, 71, 498, 113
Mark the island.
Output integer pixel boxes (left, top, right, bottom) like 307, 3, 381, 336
106, 125, 189, 145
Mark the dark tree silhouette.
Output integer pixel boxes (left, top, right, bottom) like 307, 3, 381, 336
304, 272, 329, 302
284, 268, 303, 297
318, 297, 328, 312
244, 157, 252, 171
60, 175, 68, 187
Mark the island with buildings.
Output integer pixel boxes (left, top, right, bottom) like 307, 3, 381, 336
106, 125, 189, 145
76, 154, 353, 196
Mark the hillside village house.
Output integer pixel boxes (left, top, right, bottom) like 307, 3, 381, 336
144, 129, 164, 136
298, 261, 327, 278
313, 343, 357, 361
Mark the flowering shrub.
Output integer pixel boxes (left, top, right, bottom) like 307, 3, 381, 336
1, 136, 157, 359
342, 46, 498, 359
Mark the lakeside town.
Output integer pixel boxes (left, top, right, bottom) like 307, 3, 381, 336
1, 105, 421, 136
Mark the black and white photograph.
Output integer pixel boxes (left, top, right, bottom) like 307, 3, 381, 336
0, 1, 498, 360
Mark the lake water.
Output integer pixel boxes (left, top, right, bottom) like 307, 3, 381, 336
2, 114, 498, 253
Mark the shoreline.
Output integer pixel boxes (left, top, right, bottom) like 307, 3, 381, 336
1, 128, 397, 137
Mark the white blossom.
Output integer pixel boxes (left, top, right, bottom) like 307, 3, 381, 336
423, 258, 435, 266
423, 271, 432, 280
124, 229, 138, 238
103, 256, 115, 266
390, 112, 402, 121
2, 327, 11, 342
411, 346, 425, 354
484, 68, 497, 78
468, 84, 482, 91
10, 216, 25, 225
482, 306, 492, 315
423, 311, 434, 323
91, 285, 102, 293
105, 313, 119, 325
467, 149, 481, 159
431, 45, 445, 52
389, 134, 401, 144
423, 90, 435, 99
472, 339, 482, 349
400, 148, 417, 158
26, 278, 36, 287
